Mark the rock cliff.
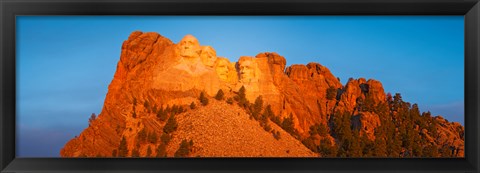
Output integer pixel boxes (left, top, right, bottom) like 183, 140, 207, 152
61, 32, 464, 157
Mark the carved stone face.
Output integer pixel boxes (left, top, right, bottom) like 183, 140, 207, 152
238, 56, 257, 83
215, 58, 230, 81
178, 35, 201, 61
200, 46, 217, 68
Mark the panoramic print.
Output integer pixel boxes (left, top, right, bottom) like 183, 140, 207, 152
17, 16, 464, 157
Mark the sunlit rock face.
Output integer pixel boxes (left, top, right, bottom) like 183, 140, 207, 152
215, 57, 238, 90
61, 32, 465, 158
200, 46, 217, 68
237, 56, 260, 84
235, 56, 261, 101
173, 35, 210, 76
178, 34, 201, 62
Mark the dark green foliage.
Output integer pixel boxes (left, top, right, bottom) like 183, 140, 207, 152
174, 139, 194, 157
326, 87, 337, 100
226, 97, 234, 105
131, 148, 140, 157
439, 145, 454, 157
178, 106, 184, 114
152, 105, 157, 114
157, 107, 168, 121
251, 96, 263, 120
148, 132, 157, 144
118, 137, 128, 157
262, 123, 272, 132
133, 97, 137, 105
309, 123, 328, 137
271, 115, 282, 126
190, 102, 196, 109
215, 89, 225, 100
281, 113, 298, 137
146, 146, 152, 157
362, 93, 375, 112
163, 115, 178, 134
302, 137, 318, 153
144, 100, 150, 112
373, 135, 387, 157
89, 113, 96, 125
156, 142, 167, 157
199, 91, 209, 106
112, 149, 117, 157
319, 138, 337, 157
263, 105, 274, 120
237, 86, 249, 108
272, 130, 281, 140
422, 145, 439, 157
138, 128, 147, 143
294, 89, 456, 158
348, 131, 362, 157
132, 110, 137, 118
161, 133, 171, 144
171, 104, 179, 115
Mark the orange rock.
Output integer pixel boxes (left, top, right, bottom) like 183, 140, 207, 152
61, 32, 464, 157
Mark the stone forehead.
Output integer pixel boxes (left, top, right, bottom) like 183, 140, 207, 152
202, 46, 215, 52
238, 56, 255, 64
180, 34, 199, 43
216, 57, 230, 64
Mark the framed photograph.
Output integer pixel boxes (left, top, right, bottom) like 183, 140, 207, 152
1, 0, 479, 172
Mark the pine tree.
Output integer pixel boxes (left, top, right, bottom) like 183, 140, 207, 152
263, 105, 274, 120
252, 96, 263, 120
282, 113, 296, 136
144, 100, 150, 112
138, 128, 147, 143
199, 91, 209, 106
319, 138, 337, 157
88, 113, 96, 125
237, 86, 248, 108
146, 146, 152, 157
348, 131, 362, 157
148, 132, 157, 144
131, 148, 140, 157
190, 102, 196, 109
226, 97, 234, 105
112, 149, 117, 157
118, 136, 128, 157
156, 142, 167, 157
152, 105, 157, 114
164, 115, 178, 134
373, 127, 387, 157
373, 137, 387, 157
326, 87, 337, 100
174, 139, 193, 157
422, 145, 439, 157
215, 89, 225, 100
132, 109, 137, 118
161, 133, 171, 144
302, 137, 318, 153
157, 107, 168, 121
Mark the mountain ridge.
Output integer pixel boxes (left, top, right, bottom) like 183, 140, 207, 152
61, 31, 464, 157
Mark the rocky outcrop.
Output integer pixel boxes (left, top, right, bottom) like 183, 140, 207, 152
61, 32, 464, 157
352, 112, 381, 140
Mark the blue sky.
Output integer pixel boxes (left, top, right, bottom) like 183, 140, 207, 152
16, 16, 464, 157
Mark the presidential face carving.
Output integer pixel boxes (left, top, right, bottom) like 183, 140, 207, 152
238, 56, 258, 83
215, 57, 231, 81
178, 35, 201, 61
200, 46, 217, 68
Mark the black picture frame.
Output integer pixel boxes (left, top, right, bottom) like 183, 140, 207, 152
1, 0, 479, 172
